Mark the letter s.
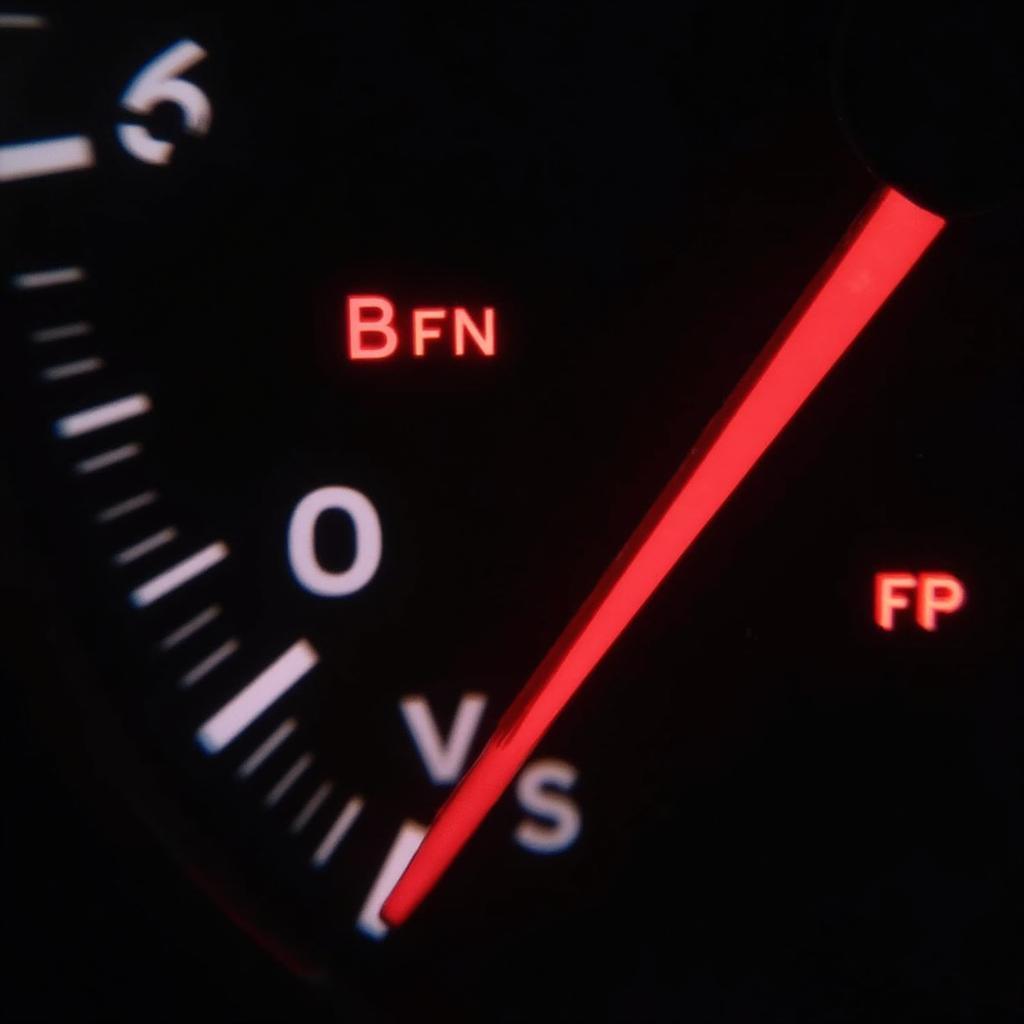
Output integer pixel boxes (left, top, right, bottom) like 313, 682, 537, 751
514, 758, 581, 854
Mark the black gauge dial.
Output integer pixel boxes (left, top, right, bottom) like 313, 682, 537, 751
2, 4, 1021, 1020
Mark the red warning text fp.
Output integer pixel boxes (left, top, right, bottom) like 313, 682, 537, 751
874, 571, 966, 631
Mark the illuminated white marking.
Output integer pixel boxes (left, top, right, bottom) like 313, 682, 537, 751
0, 14, 48, 29
41, 356, 104, 381
113, 526, 177, 566
31, 321, 93, 343
357, 821, 427, 939
288, 486, 382, 596
96, 490, 158, 524
117, 40, 211, 165
129, 541, 228, 608
180, 638, 239, 688
236, 718, 297, 779
290, 781, 333, 835
265, 753, 313, 807
514, 758, 582, 854
158, 604, 221, 651
311, 796, 364, 869
0, 135, 95, 182
12, 266, 84, 289
74, 443, 141, 475
400, 692, 487, 784
55, 394, 151, 438
197, 640, 318, 754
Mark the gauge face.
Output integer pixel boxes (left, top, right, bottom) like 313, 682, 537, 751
2, 5, 1022, 1020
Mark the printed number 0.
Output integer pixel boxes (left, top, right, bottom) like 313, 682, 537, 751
117, 39, 212, 165
288, 487, 383, 597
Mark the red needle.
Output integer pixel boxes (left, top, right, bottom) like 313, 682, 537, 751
382, 186, 945, 927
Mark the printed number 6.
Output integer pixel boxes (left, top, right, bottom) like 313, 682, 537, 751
117, 39, 212, 165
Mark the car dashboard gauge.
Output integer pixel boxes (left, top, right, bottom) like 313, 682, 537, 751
2, 4, 1022, 1020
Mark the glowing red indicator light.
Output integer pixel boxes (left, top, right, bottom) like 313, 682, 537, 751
875, 571, 966, 631
412, 308, 447, 356
381, 187, 946, 929
917, 572, 967, 630
347, 295, 399, 360
874, 571, 917, 629
346, 296, 496, 360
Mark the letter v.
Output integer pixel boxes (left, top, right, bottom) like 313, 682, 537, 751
399, 693, 488, 785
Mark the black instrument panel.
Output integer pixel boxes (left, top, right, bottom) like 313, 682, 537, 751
2, 5, 1021, 1020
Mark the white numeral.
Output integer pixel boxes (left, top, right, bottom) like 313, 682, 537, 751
288, 486, 382, 597
117, 39, 211, 165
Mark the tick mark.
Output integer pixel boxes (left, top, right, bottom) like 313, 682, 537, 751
0, 14, 49, 30
265, 753, 313, 807
96, 490, 158, 524
237, 718, 297, 779
32, 321, 93, 343
0, 135, 95, 182
290, 781, 333, 835
55, 394, 151, 438
41, 356, 104, 382
159, 605, 221, 651
179, 638, 239, 688
357, 821, 426, 940
197, 640, 318, 754
311, 797, 365, 869
130, 542, 228, 607
113, 527, 177, 566
12, 266, 85, 289
74, 443, 142, 475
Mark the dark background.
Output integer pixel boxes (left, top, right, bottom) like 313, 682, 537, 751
3, 3, 1023, 1021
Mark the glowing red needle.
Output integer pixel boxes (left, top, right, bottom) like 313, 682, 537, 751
382, 186, 945, 927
